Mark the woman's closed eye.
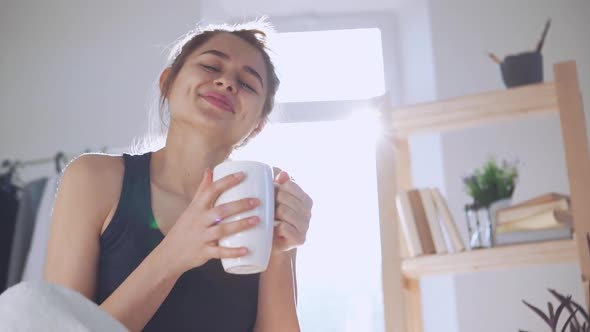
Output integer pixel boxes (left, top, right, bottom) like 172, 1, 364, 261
200, 64, 220, 72
238, 80, 257, 94
200, 64, 257, 94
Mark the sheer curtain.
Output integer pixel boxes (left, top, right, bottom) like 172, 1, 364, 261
231, 116, 384, 331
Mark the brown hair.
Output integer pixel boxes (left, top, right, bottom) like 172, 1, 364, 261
160, 20, 280, 125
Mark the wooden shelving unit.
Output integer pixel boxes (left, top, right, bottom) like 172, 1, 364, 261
376, 61, 590, 332
402, 239, 578, 279
389, 81, 557, 136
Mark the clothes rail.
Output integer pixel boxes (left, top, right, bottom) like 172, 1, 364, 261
1, 147, 109, 173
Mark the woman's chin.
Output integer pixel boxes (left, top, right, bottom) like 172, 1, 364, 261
183, 109, 232, 131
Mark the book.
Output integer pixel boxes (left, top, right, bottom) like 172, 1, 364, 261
407, 189, 436, 255
496, 193, 569, 225
395, 191, 424, 257
494, 226, 572, 246
496, 209, 572, 234
430, 188, 465, 253
510, 192, 569, 208
429, 189, 455, 253
419, 188, 447, 254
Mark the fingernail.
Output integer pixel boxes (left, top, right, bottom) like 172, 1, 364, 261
234, 171, 244, 179
240, 248, 248, 255
248, 217, 259, 225
249, 199, 258, 206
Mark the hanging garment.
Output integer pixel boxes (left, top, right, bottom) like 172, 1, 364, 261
6, 177, 48, 288
0, 172, 20, 293
21, 175, 60, 282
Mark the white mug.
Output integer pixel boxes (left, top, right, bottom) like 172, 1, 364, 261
213, 160, 275, 274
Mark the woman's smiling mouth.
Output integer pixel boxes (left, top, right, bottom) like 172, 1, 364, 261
200, 92, 235, 113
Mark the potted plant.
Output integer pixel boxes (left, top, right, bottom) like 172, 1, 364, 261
519, 234, 590, 332
462, 157, 518, 248
521, 289, 589, 332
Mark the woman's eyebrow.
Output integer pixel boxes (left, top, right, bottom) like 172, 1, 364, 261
199, 49, 264, 88
243, 67, 264, 89
200, 49, 230, 60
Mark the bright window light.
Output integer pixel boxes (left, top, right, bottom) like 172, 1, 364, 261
230, 119, 385, 331
268, 28, 386, 103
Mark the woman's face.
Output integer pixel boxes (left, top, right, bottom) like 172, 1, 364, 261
163, 32, 269, 146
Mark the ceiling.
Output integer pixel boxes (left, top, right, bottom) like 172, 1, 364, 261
200, 0, 408, 20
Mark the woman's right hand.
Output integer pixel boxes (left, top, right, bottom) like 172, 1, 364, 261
160, 168, 259, 275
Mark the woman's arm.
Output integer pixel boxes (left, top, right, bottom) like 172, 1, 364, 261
254, 250, 300, 332
45, 155, 121, 299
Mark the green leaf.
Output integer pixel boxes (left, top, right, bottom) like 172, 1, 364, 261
463, 157, 518, 206
555, 295, 573, 326
561, 308, 579, 332
549, 289, 585, 328
523, 299, 551, 326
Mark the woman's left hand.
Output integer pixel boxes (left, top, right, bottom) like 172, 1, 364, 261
272, 168, 313, 254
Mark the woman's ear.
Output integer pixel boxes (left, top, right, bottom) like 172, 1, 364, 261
159, 67, 171, 94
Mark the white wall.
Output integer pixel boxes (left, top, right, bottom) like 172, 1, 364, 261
427, 0, 589, 331
0, 0, 203, 181
199, 0, 405, 20
454, 263, 584, 332
420, 275, 459, 332
396, 0, 447, 195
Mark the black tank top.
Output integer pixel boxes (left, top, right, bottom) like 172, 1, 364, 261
95, 152, 260, 332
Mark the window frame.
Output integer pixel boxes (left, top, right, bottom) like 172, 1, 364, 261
265, 12, 400, 123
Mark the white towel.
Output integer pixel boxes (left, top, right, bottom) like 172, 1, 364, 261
0, 281, 127, 332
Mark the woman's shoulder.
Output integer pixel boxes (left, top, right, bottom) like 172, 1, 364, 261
60, 153, 125, 208
51, 153, 128, 236
64, 153, 125, 184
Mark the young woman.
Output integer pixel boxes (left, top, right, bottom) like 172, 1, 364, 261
44, 20, 312, 332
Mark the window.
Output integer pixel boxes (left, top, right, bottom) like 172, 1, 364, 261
268, 28, 386, 103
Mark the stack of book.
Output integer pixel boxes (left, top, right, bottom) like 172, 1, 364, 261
494, 193, 573, 246
396, 188, 465, 257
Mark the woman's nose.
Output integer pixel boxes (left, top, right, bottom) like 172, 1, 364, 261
214, 76, 236, 93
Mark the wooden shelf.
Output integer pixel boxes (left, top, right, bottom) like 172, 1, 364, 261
376, 62, 590, 332
389, 82, 557, 137
401, 239, 578, 278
